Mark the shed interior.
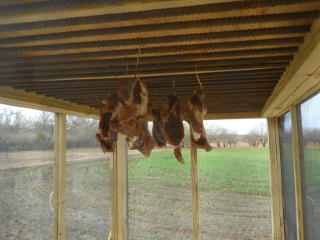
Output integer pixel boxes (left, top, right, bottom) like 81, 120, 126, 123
1, 0, 320, 239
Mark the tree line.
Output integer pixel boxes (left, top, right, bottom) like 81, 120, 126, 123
0, 107, 270, 153
0, 107, 98, 152
181, 122, 268, 148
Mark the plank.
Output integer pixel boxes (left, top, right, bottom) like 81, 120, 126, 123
109, 150, 118, 240
267, 117, 284, 240
0, 0, 246, 25
0, 1, 318, 41
190, 131, 200, 240
290, 106, 305, 240
262, 16, 320, 117
116, 133, 128, 240
53, 113, 67, 240
109, 133, 128, 240
0, 85, 99, 119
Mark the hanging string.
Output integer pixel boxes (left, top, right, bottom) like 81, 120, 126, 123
125, 65, 129, 77
195, 67, 203, 90
114, 71, 118, 86
173, 77, 176, 96
134, 39, 141, 79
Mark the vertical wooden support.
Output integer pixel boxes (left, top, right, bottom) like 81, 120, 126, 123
267, 117, 284, 240
290, 106, 305, 240
190, 130, 200, 240
53, 113, 67, 240
109, 146, 117, 240
109, 133, 128, 240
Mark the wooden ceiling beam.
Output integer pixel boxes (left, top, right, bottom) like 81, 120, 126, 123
0, 0, 238, 25
0, 19, 313, 48
262, 16, 320, 117
0, 47, 296, 68
0, 63, 288, 83
0, 37, 302, 57
12, 76, 279, 91
0, 85, 99, 118
1, 2, 318, 38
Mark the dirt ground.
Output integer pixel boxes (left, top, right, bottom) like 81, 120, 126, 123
0, 149, 271, 239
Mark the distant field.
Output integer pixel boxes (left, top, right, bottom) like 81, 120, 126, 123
129, 148, 270, 196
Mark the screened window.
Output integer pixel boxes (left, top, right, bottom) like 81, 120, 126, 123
279, 111, 297, 240
297, 92, 320, 239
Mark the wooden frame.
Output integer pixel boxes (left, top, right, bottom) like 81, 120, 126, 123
267, 117, 284, 240
290, 106, 305, 240
0, 15, 319, 240
190, 133, 200, 240
0, 86, 99, 119
109, 133, 128, 240
53, 113, 67, 240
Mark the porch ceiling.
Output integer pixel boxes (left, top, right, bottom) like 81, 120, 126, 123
0, 0, 320, 118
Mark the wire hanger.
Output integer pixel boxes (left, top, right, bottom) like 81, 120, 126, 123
195, 67, 203, 90
173, 77, 176, 96
125, 65, 129, 78
134, 39, 141, 80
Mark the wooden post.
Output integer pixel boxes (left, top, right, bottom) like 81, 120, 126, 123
267, 117, 284, 240
291, 106, 305, 240
190, 130, 200, 240
109, 145, 117, 240
109, 133, 128, 240
53, 113, 67, 240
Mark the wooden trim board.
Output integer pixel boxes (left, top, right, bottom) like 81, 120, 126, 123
267, 117, 285, 240
53, 113, 67, 240
0, 85, 99, 119
262, 16, 320, 118
110, 133, 128, 240
190, 131, 200, 240
290, 106, 305, 240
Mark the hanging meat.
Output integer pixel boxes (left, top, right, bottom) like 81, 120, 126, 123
163, 94, 185, 164
96, 92, 119, 153
151, 106, 167, 148
184, 90, 212, 152
108, 77, 154, 157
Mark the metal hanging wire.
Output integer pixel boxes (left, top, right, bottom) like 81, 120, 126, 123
173, 77, 176, 96
125, 64, 129, 77
195, 67, 203, 90
134, 39, 141, 79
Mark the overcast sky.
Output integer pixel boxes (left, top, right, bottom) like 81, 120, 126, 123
0, 104, 266, 135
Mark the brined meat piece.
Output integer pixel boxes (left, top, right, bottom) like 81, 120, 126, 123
130, 115, 155, 157
116, 78, 148, 130
96, 94, 117, 153
151, 106, 166, 148
163, 94, 185, 164
185, 90, 212, 152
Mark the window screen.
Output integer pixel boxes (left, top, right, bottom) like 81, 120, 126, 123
297, 93, 320, 239
279, 111, 297, 240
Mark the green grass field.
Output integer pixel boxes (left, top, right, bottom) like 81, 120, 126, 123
129, 148, 270, 196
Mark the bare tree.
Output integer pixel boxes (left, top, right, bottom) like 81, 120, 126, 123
206, 124, 225, 147
226, 130, 239, 147
0, 107, 24, 154
245, 123, 268, 147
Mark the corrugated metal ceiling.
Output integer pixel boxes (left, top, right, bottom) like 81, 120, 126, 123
0, 0, 320, 116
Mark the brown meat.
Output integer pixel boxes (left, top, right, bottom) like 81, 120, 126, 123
130, 115, 155, 157
96, 94, 117, 153
151, 107, 166, 148
116, 78, 148, 130
185, 90, 212, 152
110, 77, 154, 156
163, 94, 185, 164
